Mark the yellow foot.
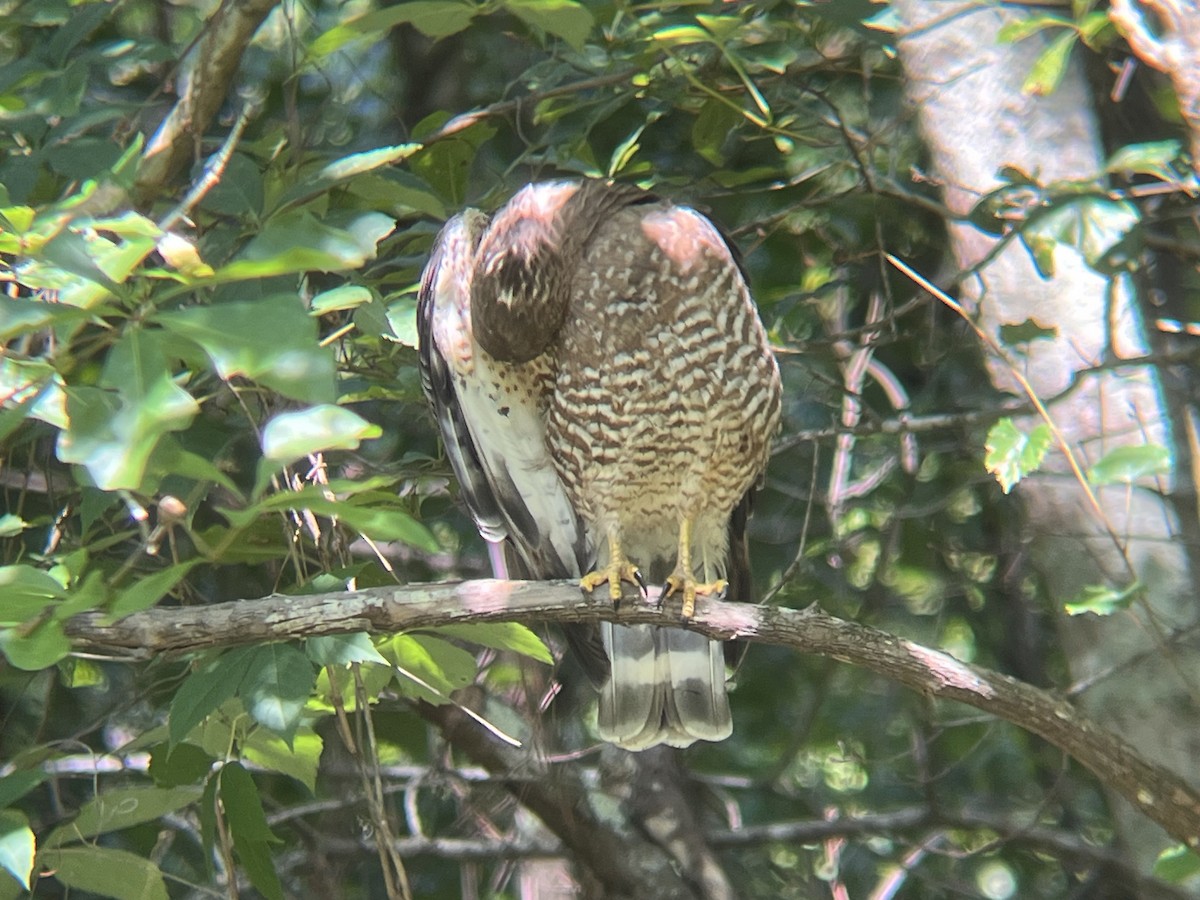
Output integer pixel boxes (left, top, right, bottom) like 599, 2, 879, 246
581, 560, 644, 604
663, 572, 727, 620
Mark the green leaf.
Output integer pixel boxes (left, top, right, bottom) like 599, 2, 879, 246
652, 24, 711, 45
58, 656, 107, 688
319, 144, 423, 182
385, 294, 420, 348
997, 14, 1069, 44
56, 329, 200, 491
198, 771, 218, 863
148, 742, 216, 788
997, 318, 1058, 345
0, 565, 65, 624
504, 0, 593, 49
1155, 845, 1200, 882
311, 284, 372, 315
0, 296, 90, 342
1022, 197, 1140, 273
241, 643, 315, 742
330, 504, 441, 551
607, 123, 645, 177
242, 726, 323, 793
984, 419, 1052, 493
0, 811, 33, 890
387, 633, 477, 704
276, 146, 423, 214
232, 835, 284, 900
1106, 140, 1184, 181
41, 845, 168, 900
1022, 29, 1077, 96
0, 771, 48, 811
344, 171, 447, 218
692, 99, 741, 166
310, 1, 478, 54
313, 659, 395, 713
1064, 581, 1139, 616
260, 405, 381, 463
157, 294, 336, 404
433, 622, 554, 664
220, 763, 284, 900
234, 489, 440, 552
0, 619, 70, 671
108, 560, 200, 620
219, 763, 279, 843
45, 785, 202, 847
1087, 444, 1170, 485
168, 648, 257, 745
226, 211, 395, 275
307, 633, 389, 666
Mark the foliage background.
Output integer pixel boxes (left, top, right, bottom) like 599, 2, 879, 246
1, 0, 1197, 897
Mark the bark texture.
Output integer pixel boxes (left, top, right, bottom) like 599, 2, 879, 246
64, 580, 1200, 848
894, 0, 1198, 867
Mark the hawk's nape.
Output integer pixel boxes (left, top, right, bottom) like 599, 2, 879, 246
418, 179, 781, 751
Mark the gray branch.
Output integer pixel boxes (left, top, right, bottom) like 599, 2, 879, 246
65, 579, 1200, 849
134, 0, 280, 200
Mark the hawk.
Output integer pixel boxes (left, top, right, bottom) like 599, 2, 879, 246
418, 179, 781, 750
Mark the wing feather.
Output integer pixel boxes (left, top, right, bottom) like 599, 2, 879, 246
418, 209, 590, 581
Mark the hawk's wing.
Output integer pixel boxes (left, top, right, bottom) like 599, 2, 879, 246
417, 211, 593, 592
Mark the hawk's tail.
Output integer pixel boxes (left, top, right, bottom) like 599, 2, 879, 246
596, 623, 732, 751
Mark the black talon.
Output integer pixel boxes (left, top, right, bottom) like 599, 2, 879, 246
632, 568, 648, 597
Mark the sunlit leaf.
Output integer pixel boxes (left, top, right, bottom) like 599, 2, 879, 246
1064, 581, 1139, 616
221, 212, 395, 277
260, 405, 381, 463
607, 123, 645, 177
505, 0, 593, 49
275, 146, 422, 213
984, 418, 1052, 493
310, 285, 372, 315
1155, 845, 1200, 883
168, 648, 258, 746
157, 294, 336, 404
1022, 29, 1077, 96
0, 565, 65, 625
307, 633, 389, 667
231, 489, 439, 552
652, 24, 710, 44
1022, 196, 1140, 275
0, 619, 70, 671
386, 633, 477, 704
241, 643, 314, 742
242, 727, 323, 793
0, 811, 33, 890
56, 329, 199, 491
1087, 444, 1170, 485
1105, 141, 1184, 182
997, 14, 1069, 44
310, 0, 477, 53
433, 622, 554, 664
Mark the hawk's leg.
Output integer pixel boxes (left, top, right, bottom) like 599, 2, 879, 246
581, 527, 645, 604
664, 517, 726, 619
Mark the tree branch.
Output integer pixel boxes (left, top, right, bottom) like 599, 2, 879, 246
134, 0, 280, 200
65, 579, 1200, 848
